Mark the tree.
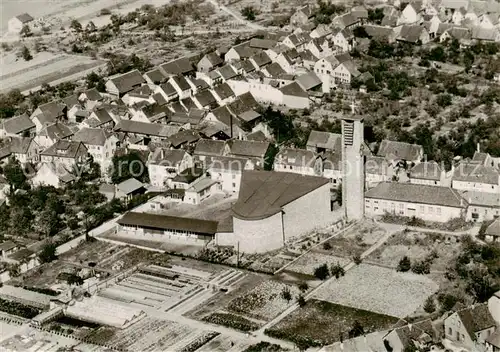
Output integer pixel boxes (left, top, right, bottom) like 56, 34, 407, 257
70, 19, 83, 32
297, 295, 306, 307
298, 282, 309, 292
20, 25, 32, 37
352, 255, 362, 265
349, 320, 364, 338
7, 264, 20, 277
423, 297, 436, 313
85, 72, 106, 92
314, 263, 330, 280
66, 274, 84, 286
39, 209, 61, 237
330, 264, 345, 278
397, 256, 411, 272
110, 151, 149, 184
4, 159, 28, 193
241, 6, 256, 20
281, 287, 292, 302
21, 46, 32, 61
436, 93, 452, 107
38, 242, 58, 263
86, 21, 96, 32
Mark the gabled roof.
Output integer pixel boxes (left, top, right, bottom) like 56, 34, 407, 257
249, 38, 277, 49
170, 75, 191, 91
275, 148, 317, 167
485, 218, 500, 238
218, 65, 239, 80
230, 41, 260, 59
295, 4, 315, 19
201, 52, 224, 67
365, 155, 389, 175
1, 114, 35, 135
40, 140, 85, 159
250, 52, 272, 67
213, 83, 235, 100
91, 107, 113, 125
364, 25, 394, 39
79, 88, 103, 101
63, 94, 80, 108
35, 101, 66, 122
453, 162, 499, 185
307, 130, 340, 151
227, 92, 260, 117
116, 178, 145, 195
227, 139, 270, 158
377, 140, 423, 161
241, 60, 256, 74
296, 71, 322, 91
232, 170, 329, 220
194, 139, 226, 156
108, 69, 146, 94
397, 25, 427, 43
72, 127, 109, 146
456, 303, 496, 337
15, 13, 34, 23
286, 32, 310, 46
280, 82, 308, 97
471, 26, 499, 41
211, 105, 240, 128
365, 182, 466, 208
194, 90, 217, 107
159, 57, 194, 76
167, 130, 200, 148
333, 13, 359, 28
159, 82, 177, 96
141, 103, 171, 121
144, 68, 168, 84
39, 121, 73, 140
264, 62, 286, 78
114, 120, 180, 138
409, 161, 442, 181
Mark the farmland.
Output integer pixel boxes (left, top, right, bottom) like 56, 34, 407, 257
265, 299, 400, 347
312, 263, 439, 318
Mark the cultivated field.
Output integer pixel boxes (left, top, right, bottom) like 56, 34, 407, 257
0, 52, 106, 94
286, 252, 350, 276
265, 299, 400, 346
313, 264, 439, 318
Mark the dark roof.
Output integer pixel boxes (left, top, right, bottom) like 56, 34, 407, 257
397, 25, 426, 43
241, 60, 256, 74
227, 140, 270, 158
153, 93, 167, 106
232, 170, 329, 220
201, 52, 223, 67
36, 101, 66, 122
108, 70, 146, 94
149, 148, 186, 166
365, 182, 466, 208
307, 131, 340, 151
1, 114, 35, 135
409, 161, 442, 181
118, 212, 218, 234
114, 120, 179, 138
250, 52, 272, 67
246, 130, 267, 142
142, 103, 171, 121
91, 107, 113, 125
167, 130, 200, 148
171, 75, 191, 91
194, 90, 217, 107
72, 127, 108, 146
159, 57, 194, 76
80, 88, 103, 101
211, 105, 240, 128
144, 68, 167, 84
218, 65, 238, 80
456, 303, 497, 337
213, 83, 235, 100
231, 41, 260, 59
265, 62, 286, 78
181, 97, 197, 111
280, 82, 308, 97
0, 240, 18, 251
172, 167, 205, 184
15, 13, 34, 23
377, 140, 423, 161
62, 94, 80, 108
296, 71, 322, 91
0, 137, 34, 159
275, 148, 317, 167
194, 139, 226, 156
227, 92, 259, 116
249, 38, 277, 49
453, 162, 499, 185
159, 82, 177, 96
485, 218, 500, 237
364, 25, 394, 40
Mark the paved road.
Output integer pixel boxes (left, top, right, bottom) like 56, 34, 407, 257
206, 0, 266, 31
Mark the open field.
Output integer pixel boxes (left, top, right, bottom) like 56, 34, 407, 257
0, 52, 106, 94
265, 299, 400, 347
365, 230, 462, 272
313, 264, 439, 318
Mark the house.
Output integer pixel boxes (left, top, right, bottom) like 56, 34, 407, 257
34, 122, 74, 150
351, 5, 368, 23
399, 1, 424, 24
193, 139, 226, 165
78, 88, 103, 110
249, 38, 278, 50
147, 148, 193, 188
282, 33, 310, 50
487, 330, 500, 352
384, 320, 437, 352
279, 82, 309, 109
184, 176, 222, 205
452, 162, 499, 194
479, 13, 500, 29
186, 77, 210, 95
159, 57, 195, 77
197, 52, 224, 73
365, 182, 467, 222
208, 156, 253, 193
8, 13, 34, 33
471, 27, 500, 42
0, 114, 35, 138
72, 128, 118, 172
296, 71, 323, 92
143, 68, 168, 85
444, 303, 497, 352
484, 218, 500, 243
0, 137, 39, 164
105, 70, 146, 97
211, 83, 235, 105
224, 41, 260, 62
310, 24, 333, 39
364, 25, 396, 42
40, 140, 88, 169
155, 82, 179, 103
122, 85, 154, 106
306, 130, 341, 153
332, 57, 361, 85
462, 191, 500, 222
169, 167, 205, 190
396, 25, 430, 44
226, 139, 270, 168
30, 101, 67, 132
168, 75, 192, 99
274, 49, 301, 73
114, 120, 180, 143
217, 65, 239, 82
0, 241, 20, 258
332, 13, 360, 29
87, 107, 115, 128
193, 90, 218, 110
332, 28, 355, 53
321, 151, 342, 186
274, 148, 322, 176
452, 6, 468, 24
204, 106, 245, 140
290, 5, 315, 27
409, 161, 448, 186
115, 178, 146, 201
116, 211, 217, 244
31, 162, 76, 188
222, 170, 333, 253
365, 155, 393, 189
377, 140, 424, 164
249, 52, 272, 71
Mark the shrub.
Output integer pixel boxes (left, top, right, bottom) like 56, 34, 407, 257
298, 282, 309, 292
202, 313, 259, 332
241, 6, 256, 20
353, 255, 362, 265
423, 297, 436, 313
397, 256, 411, 272
411, 260, 431, 275
322, 242, 332, 250
314, 264, 330, 280
297, 294, 306, 307
330, 264, 345, 278
281, 287, 292, 302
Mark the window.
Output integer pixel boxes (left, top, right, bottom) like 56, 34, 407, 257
232, 183, 236, 188
436, 207, 441, 215
428, 206, 434, 213
448, 327, 452, 335
419, 205, 425, 213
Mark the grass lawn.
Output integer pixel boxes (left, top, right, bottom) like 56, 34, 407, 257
265, 299, 400, 347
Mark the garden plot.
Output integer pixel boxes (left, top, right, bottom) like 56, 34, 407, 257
266, 299, 399, 347
366, 231, 462, 271
313, 264, 438, 318
85, 316, 212, 351
286, 252, 350, 276
98, 264, 246, 313
227, 280, 301, 321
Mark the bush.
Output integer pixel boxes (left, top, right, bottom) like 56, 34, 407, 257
297, 294, 306, 307
298, 282, 309, 292
243, 342, 283, 352
397, 256, 411, 272
281, 287, 292, 302
323, 242, 332, 250
0, 298, 40, 318
241, 6, 256, 20
353, 255, 362, 265
330, 264, 345, 278
423, 297, 436, 313
314, 264, 330, 280
202, 313, 259, 332
411, 260, 431, 275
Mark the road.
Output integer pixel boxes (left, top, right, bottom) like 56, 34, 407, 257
205, 0, 266, 31
254, 222, 403, 338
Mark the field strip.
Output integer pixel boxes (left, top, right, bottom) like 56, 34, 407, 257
0, 55, 68, 81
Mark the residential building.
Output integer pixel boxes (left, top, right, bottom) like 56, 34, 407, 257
273, 148, 322, 176
409, 161, 448, 186
462, 191, 500, 222
105, 70, 146, 97
0, 114, 35, 138
384, 320, 437, 351
398, 1, 424, 24
365, 155, 393, 189
365, 182, 467, 222
197, 52, 224, 73
452, 162, 499, 194
0, 137, 39, 164
72, 128, 119, 173
484, 218, 500, 243
208, 156, 253, 193
226, 139, 270, 168
290, 5, 315, 27
34, 122, 73, 150
184, 177, 222, 205
40, 140, 88, 169
143, 68, 168, 86
78, 88, 103, 110
159, 57, 195, 77
279, 82, 309, 109
147, 148, 193, 188
8, 13, 33, 33
444, 303, 497, 352
30, 101, 67, 132
377, 139, 424, 164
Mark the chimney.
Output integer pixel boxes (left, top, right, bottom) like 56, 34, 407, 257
477, 143, 480, 153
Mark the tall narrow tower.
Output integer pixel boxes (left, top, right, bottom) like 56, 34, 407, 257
342, 104, 365, 221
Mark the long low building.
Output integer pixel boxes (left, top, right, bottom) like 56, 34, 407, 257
364, 182, 467, 223
116, 212, 218, 244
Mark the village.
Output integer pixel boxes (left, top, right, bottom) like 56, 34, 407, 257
0, 0, 500, 350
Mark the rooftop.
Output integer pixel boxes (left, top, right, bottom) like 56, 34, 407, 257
232, 170, 329, 220
118, 212, 218, 234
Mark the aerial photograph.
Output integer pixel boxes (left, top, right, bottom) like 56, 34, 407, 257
0, 0, 499, 350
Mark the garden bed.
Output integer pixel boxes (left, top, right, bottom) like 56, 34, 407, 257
202, 312, 260, 332
265, 299, 399, 348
